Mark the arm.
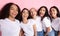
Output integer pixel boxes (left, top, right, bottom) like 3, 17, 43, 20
43, 17, 51, 36
58, 31, 60, 36
46, 27, 51, 33
45, 27, 51, 36
19, 29, 24, 36
0, 31, 2, 36
33, 24, 37, 36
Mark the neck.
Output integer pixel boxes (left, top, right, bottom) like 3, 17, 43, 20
32, 16, 36, 20
8, 16, 15, 21
22, 18, 28, 24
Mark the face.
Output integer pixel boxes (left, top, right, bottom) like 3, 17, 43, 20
39, 8, 46, 17
30, 8, 37, 18
22, 10, 29, 19
9, 4, 18, 18
50, 8, 57, 18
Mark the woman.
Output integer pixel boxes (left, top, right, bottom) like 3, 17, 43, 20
0, 3, 21, 36
30, 8, 44, 36
38, 6, 55, 36
20, 8, 37, 36
49, 6, 60, 36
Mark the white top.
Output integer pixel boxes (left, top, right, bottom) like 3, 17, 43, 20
0, 18, 21, 36
20, 19, 35, 36
42, 17, 52, 32
52, 17, 60, 31
32, 16, 43, 31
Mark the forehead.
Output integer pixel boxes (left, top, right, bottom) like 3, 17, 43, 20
23, 10, 29, 13
30, 8, 36, 11
51, 8, 56, 10
41, 8, 46, 10
10, 4, 18, 9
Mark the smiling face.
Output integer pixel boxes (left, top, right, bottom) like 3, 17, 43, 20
9, 4, 18, 18
50, 8, 57, 18
22, 9, 29, 19
30, 8, 37, 18
39, 8, 46, 17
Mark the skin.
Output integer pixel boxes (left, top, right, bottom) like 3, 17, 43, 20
58, 32, 60, 36
50, 8, 57, 19
8, 4, 18, 21
39, 8, 46, 17
30, 8, 37, 19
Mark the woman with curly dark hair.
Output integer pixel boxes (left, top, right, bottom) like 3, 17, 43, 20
0, 2, 21, 36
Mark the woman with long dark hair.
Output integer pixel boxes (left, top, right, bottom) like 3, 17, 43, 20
49, 6, 60, 36
38, 6, 55, 36
20, 8, 37, 36
0, 2, 21, 36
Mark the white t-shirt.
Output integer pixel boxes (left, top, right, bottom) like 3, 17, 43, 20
0, 18, 21, 36
32, 16, 43, 31
52, 17, 60, 31
20, 19, 35, 36
42, 17, 52, 32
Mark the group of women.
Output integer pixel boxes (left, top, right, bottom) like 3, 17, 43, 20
0, 2, 60, 36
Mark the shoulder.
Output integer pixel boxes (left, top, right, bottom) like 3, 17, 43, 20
43, 17, 49, 21
15, 19, 21, 26
42, 17, 51, 23
0, 19, 5, 23
57, 17, 60, 22
15, 19, 20, 23
0, 19, 5, 25
28, 19, 35, 25
0, 19, 4, 21
28, 19, 35, 22
57, 17, 60, 20
37, 16, 41, 19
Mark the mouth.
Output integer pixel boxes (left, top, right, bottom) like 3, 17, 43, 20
12, 13, 17, 16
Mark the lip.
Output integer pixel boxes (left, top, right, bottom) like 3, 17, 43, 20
12, 13, 17, 16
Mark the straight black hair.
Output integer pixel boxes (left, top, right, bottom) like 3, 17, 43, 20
37, 6, 50, 21
20, 8, 30, 21
49, 6, 60, 22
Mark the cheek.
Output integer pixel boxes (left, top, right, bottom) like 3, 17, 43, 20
34, 12, 37, 15
10, 10, 18, 16
54, 9, 58, 14
9, 10, 13, 15
22, 13, 29, 17
51, 11, 57, 15
22, 13, 24, 18
30, 12, 33, 16
40, 11, 45, 15
26, 13, 29, 17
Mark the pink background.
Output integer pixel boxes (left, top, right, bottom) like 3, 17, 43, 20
0, 0, 60, 11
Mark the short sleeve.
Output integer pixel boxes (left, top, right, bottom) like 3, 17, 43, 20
29, 19, 36, 25
0, 20, 2, 31
43, 17, 51, 27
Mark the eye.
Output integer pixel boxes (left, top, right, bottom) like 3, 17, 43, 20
10, 7, 14, 10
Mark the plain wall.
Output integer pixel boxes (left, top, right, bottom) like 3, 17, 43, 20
0, 0, 60, 11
